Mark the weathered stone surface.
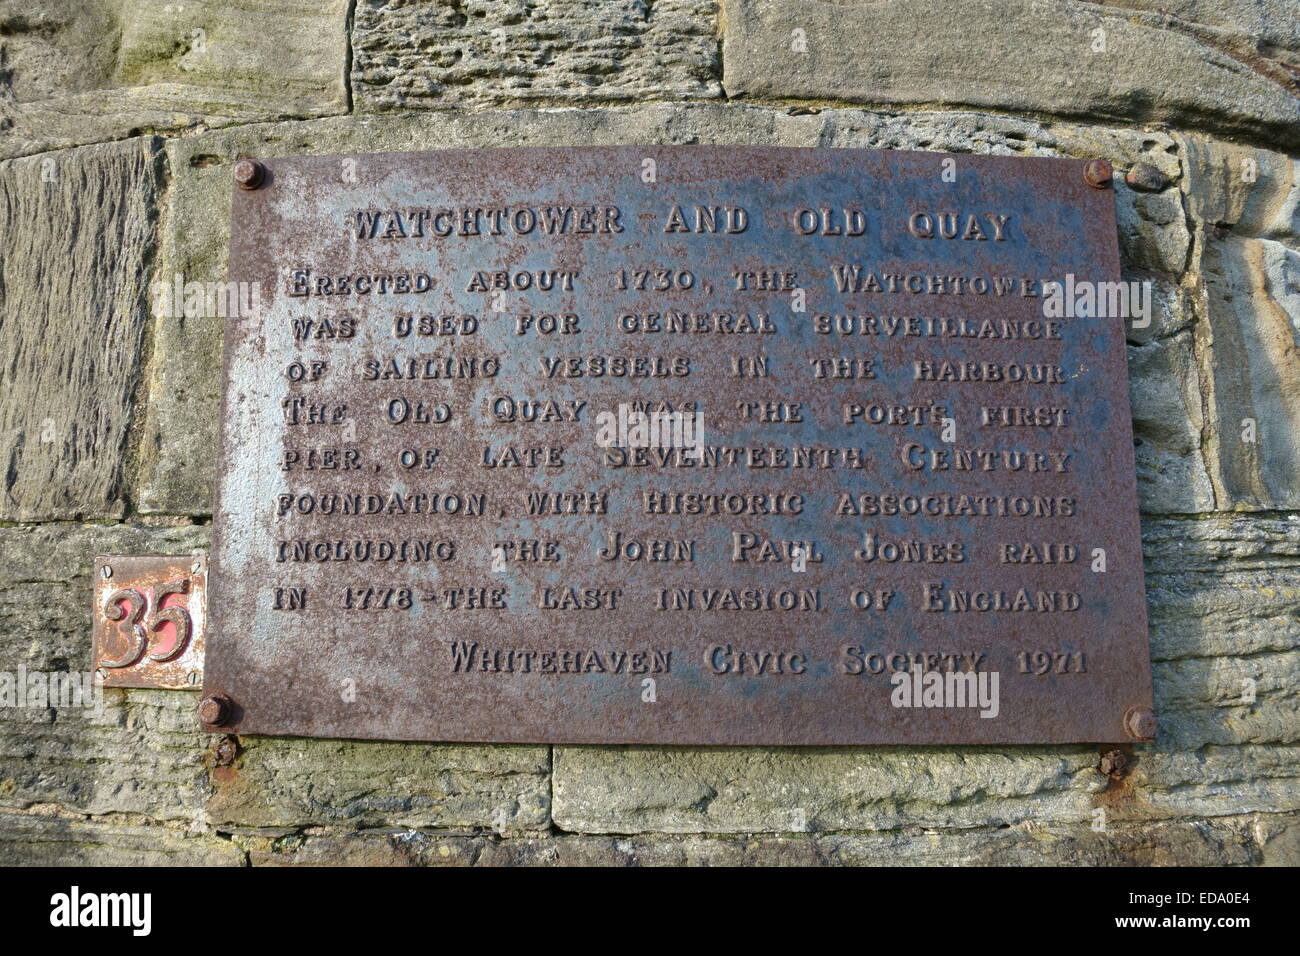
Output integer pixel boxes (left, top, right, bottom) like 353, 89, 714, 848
0, 0, 349, 160
1137, 745, 1300, 819
1195, 237, 1300, 510
1142, 515, 1300, 659
1143, 517, 1300, 756
553, 738, 1299, 836
722, 0, 1300, 152
1179, 135, 1298, 232
1127, 162, 1173, 193
0, 811, 245, 865
1178, 138, 1300, 510
1140, 517, 1300, 812
205, 737, 550, 833
1128, 332, 1214, 514
351, 0, 721, 111
1116, 182, 1192, 276
138, 104, 1193, 512
135, 141, 241, 514
1125, 273, 1196, 347
554, 746, 1106, 834
237, 814, 1272, 865
1153, 655, 1298, 750
1142, 514, 1300, 572
0, 2, 120, 105
1092, 2, 1300, 62
0, 138, 162, 521
5, 807, 1291, 866
1257, 812, 1300, 865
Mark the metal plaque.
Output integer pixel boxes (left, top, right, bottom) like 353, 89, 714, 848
209, 146, 1154, 744
94, 554, 206, 690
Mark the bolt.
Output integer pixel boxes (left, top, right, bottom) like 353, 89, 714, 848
187, 671, 200, 686
1084, 158, 1113, 189
1125, 161, 1169, 192
199, 693, 233, 727
233, 159, 266, 190
1098, 749, 1129, 778
1124, 707, 1157, 741
101, 565, 112, 579
212, 735, 239, 767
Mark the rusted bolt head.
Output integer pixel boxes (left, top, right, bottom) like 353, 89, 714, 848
233, 159, 266, 190
1125, 161, 1169, 193
199, 693, 233, 727
212, 735, 239, 766
1084, 158, 1113, 189
1124, 707, 1157, 741
1098, 749, 1130, 778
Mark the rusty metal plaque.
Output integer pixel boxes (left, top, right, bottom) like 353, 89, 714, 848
94, 554, 206, 690
209, 146, 1154, 744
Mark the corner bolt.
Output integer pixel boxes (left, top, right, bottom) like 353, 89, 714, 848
199, 693, 234, 728
233, 159, 267, 191
1084, 158, 1113, 189
1124, 707, 1157, 741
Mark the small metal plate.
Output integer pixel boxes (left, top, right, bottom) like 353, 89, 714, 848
211, 146, 1153, 744
94, 554, 206, 690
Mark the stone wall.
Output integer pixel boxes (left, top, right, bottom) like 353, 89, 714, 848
1, 0, 1297, 866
